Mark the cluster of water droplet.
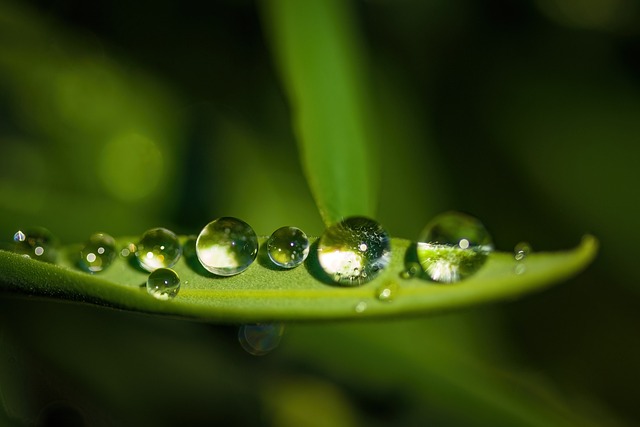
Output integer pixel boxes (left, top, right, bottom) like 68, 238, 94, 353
414, 211, 494, 283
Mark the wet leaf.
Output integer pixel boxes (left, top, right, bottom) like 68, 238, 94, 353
0, 236, 597, 323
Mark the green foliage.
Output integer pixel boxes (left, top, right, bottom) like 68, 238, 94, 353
0, 236, 596, 322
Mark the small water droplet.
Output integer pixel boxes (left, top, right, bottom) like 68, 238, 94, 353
238, 324, 284, 356
146, 268, 180, 300
196, 217, 258, 276
354, 301, 368, 313
135, 228, 181, 272
266, 226, 309, 269
514, 242, 531, 261
417, 212, 493, 283
79, 232, 116, 273
514, 263, 527, 275
400, 262, 422, 279
120, 242, 137, 258
376, 281, 399, 302
317, 217, 391, 286
12, 227, 58, 263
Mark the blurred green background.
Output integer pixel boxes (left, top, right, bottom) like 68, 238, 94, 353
1, 0, 640, 425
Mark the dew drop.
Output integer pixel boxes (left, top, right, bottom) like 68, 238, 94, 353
267, 226, 309, 269
514, 263, 527, 275
400, 262, 422, 279
12, 227, 58, 263
514, 242, 532, 261
135, 228, 181, 272
376, 281, 399, 302
317, 217, 391, 286
146, 268, 180, 300
417, 212, 493, 283
78, 232, 116, 273
196, 217, 258, 276
120, 242, 137, 258
354, 301, 368, 313
238, 324, 284, 356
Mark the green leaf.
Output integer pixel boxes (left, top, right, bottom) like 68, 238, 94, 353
0, 236, 597, 323
262, 0, 378, 225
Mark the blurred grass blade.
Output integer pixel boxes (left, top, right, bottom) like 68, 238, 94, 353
0, 236, 597, 322
262, 0, 378, 225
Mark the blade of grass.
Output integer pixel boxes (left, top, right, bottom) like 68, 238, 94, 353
0, 236, 597, 323
262, 0, 378, 225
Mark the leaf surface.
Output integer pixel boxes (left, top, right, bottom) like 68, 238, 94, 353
0, 236, 598, 323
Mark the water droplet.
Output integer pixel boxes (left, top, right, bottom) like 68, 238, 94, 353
120, 242, 137, 258
376, 281, 399, 302
146, 268, 180, 300
514, 263, 527, 275
317, 217, 391, 286
417, 212, 493, 283
12, 227, 58, 263
78, 232, 116, 273
238, 324, 284, 356
400, 262, 422, 279
354, 301, 368, 313
196, 217, 258, 276
514, 242, 531, 261
266, 226, 310, 269
135, 228, 182, 272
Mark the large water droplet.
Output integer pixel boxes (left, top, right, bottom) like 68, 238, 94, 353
12, 227, 58, 263
135, 228, 182, 272
146, 268, 180, 300
196, 217, 258, 276
79, 232, 116, 273
238, 324, 284, 356
317, 217, 391, 286
417, 212, 493, 283
267, 226, 309, 269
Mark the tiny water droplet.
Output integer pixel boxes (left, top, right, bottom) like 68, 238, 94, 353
514, 263, 527, 275
514, 242, 531, 261
196, 217, 258, 276
238, 324, 284, 356
376, 281, 399, 302
79, 232, 116, 273
417, 212, 493, 283
12, 227, 58, 263
267, 226, 309, 269
354, 301, 368, 313
146, 268, 180, 300
400, 262, 422, 279
135, 228, 181, 272
317, 217, 391, 286
120, 242, 137, 258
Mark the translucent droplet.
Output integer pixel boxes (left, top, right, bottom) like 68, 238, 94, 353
135, 228, 182, 272
196, 217, 258, 276
146, 268, 180, 300
514, 263, 527, 275
120, 242, 137, 258
417, 212, 493, 283
12, 227, 58, 263
514, 242, 532, 261
400, 262, 422, 279
238, 324, 284, 356
317, 217, 391, 286
79, 232, 117, 273
354, 301, 368, 313
376, 281, 399, 302
266, 226, 310, 269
